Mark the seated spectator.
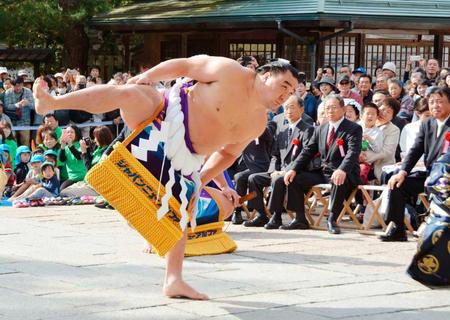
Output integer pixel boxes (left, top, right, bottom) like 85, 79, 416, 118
399, 98, 431, 159
12, 161, 60, 202
60, 126, 114, 197
9, 154, 43, 200
344, 99, 361, 122
43, 113, 63, 141
4, 76, 35, 146
336, 75, 363, 106
0, 120, 17, 170
0, 144, 14, 196
416, 79, 429, 99
284, 94, 362, 234
374, 76, 389, 92
228, 121, 274, 225
296, 80, 317, 122
388, 78, 414, 121
316, 103, 327, 126
380, 86, 450, 242
43, 150, 60, 179
352, 67, 367, 85
364, 97, 401, 181
13, 146, 31, 186
356, 74, 374, 105
317, 77, 336, 107
245, 94, 313, 229
59, 125, 87, 190
0, 100, 13, 128
358, 103, 383, 184
372, 90, 388, 107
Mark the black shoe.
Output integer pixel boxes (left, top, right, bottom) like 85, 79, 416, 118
232, 211, 244, 225
327, 220, 341, 234
264, 218, 282, 230
243, 215, 269, 227
280, 220, 309, 230
379, 225, 407, 242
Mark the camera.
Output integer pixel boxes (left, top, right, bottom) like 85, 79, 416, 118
410, 55, 422, 62
83, 137, 95, 149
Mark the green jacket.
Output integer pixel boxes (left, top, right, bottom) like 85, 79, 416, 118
60, 141, 87, 181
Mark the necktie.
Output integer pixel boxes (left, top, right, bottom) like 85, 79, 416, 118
288, 127, 293, 142
437, 122, 444, 138
327, 126, 335, 150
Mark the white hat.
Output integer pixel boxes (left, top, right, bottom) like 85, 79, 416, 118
54, 72, 64, 78
382, 62, 397, 75
18, 70, 28, 76
343, 98, 362, 113
0, 67, 7, 74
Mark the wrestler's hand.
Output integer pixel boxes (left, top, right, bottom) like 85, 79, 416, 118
221, 186, 241, 208
284, 170, 296, 185
127, 74, 156, 86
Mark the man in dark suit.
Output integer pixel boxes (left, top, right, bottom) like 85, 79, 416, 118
381, 86, 450, 241
244, 94, 313, 228
284, 94, 363, 234
229, 122, 275, 224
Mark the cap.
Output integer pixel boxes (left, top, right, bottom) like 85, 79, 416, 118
318, 77, 335, 87
337, 74, 351, 84
30, 154, 45, 163
343, 98, 362, 113
382, 62, 397, 74
54, 72, 64, 78
0, 144, 10, 153
18, 70, 28, 77
352, 67, 367, 74
0, 67, 8, 74
43, 149, 58, 158
40, 161, 55, 171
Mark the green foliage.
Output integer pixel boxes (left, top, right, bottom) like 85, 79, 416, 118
0, 0, 135, 70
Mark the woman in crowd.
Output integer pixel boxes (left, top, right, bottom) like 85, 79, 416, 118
0, 120, 17, 170
362, 97, 401, 181
399, 98, 431, 159
344, 99, 361, 122
388, 78, 414, 120
60, 125, 113, 197
58, 124, 86, 190
296, 80, 318, 121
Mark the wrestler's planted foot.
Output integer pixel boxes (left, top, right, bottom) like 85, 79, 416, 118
33, 79, 55, 115
163, 278, 209, 300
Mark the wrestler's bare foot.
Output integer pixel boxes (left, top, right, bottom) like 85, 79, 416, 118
163, 278, 209, 300
33, 79, 54, 115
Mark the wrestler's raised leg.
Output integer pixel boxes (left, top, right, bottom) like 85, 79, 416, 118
163, 231, 209, 300
33, 80, 163, 130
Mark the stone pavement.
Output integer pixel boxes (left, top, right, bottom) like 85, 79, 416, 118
0, 205, 449, 320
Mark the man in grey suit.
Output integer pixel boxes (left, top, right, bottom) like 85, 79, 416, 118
244, 94, 313, 228
381, 86, 450, 241
284, 94, 363, 234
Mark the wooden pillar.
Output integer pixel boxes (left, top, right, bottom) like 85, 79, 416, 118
355, 33, 365, 68
33, 62, 40, 78
122, 34, 130, 72
433, 34, 443, 62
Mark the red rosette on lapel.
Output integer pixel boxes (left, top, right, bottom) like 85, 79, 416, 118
443, 132, 450, 154
336, 138, 345, 157
292, 138, 300, 156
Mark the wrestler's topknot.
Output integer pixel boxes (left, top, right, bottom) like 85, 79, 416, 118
257, 58, 302, 83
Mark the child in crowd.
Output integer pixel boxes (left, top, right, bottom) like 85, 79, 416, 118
0, 120, 17, 170
358, 103, 383, 184
0, 144, 14, 197
12, 161, 60, 204
9, 154, 44, 200
14, 146, 31, 185
43, 149, 60, 179
344, 99, 361, 122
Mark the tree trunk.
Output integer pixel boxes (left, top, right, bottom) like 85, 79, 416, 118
62, 24, 89, 72
59, 0, 89, 72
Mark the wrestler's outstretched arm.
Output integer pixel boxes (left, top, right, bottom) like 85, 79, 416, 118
33, 55, 245, 130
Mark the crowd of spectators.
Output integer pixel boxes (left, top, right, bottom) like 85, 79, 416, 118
0, 56, 449, 243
